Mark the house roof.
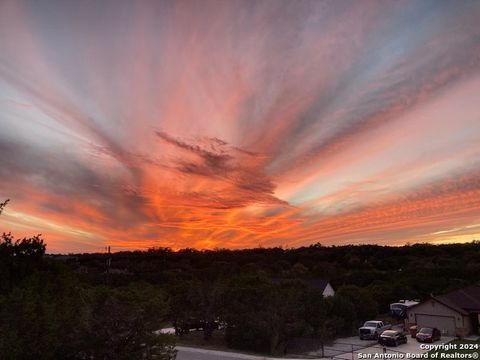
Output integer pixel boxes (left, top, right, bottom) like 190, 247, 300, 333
437, 285, 480, 312
270, 278, 333, 293
430, 295, 469, 316
408, 285, 480, 315
304, 279, 332, 292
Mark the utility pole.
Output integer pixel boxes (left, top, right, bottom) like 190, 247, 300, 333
105, 245, 111, 285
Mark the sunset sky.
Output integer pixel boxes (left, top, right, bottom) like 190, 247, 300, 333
1, 0, 480, 253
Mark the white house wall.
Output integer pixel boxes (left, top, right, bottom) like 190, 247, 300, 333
407, 299, 464, 327
322, 283, 335, 297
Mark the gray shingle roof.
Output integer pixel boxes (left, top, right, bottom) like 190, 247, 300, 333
304, 279, 331, 292
438, 285, 480, 312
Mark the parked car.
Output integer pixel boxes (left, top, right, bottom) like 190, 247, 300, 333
174, 318, 219, 335
416, 327, 441, 343
379, 330, 408, 347
359, 320, 392, 340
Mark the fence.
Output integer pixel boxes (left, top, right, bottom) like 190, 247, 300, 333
329, 343, 415, 360
287, 339, 380, 359
287, 338, 417, 360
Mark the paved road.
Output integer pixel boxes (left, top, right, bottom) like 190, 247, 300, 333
176, 346, 318, 360
177, 335, 463, 360
176, 337, 459, 360
176, 346, 257, 360
332, 336, 456, 360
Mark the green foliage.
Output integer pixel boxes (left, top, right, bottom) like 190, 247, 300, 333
171, 276, 224, 340
367, 280, 418, 311
0, 267, 87, 359
80, 283, 175, 360
0, 200, 176, 359
0, 232, 46, 293
224, 275, 306, 355
70, 241, 480, 355
0, 273, 176, 359
303, 290, 332, 341
326, 294, 357, 337
3, 198, 480, 357
336, 285, 378, 325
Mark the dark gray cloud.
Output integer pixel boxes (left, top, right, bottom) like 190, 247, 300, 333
0, 136, 150, 230
156, 131, 287, 208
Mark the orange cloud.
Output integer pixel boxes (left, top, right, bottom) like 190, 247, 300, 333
1, 0, 480, 252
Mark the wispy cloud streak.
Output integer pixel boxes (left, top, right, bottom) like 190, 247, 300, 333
1, 0, 480, 252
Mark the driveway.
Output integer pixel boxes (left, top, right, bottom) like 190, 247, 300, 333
333, 336, 455, 360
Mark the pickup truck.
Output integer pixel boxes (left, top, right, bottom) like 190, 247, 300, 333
359, 321, 392, 340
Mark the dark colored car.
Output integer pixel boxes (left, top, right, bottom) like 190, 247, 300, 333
416, 327, 441, 343
174, 318, 219, 335
379, 330, 408, 347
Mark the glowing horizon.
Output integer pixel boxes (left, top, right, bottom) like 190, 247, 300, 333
1, 0, 480, 253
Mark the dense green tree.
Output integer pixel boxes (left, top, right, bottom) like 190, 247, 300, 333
0, 200, 176, 359
326, 294, 357, 337
81, 283, 176, 360
171, 276, 224, 340
1, 204, 46, 293
0, 267, 87, 359
303, 290, 333, 343
224, 274, 307, 355
336, 285, 378, 325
